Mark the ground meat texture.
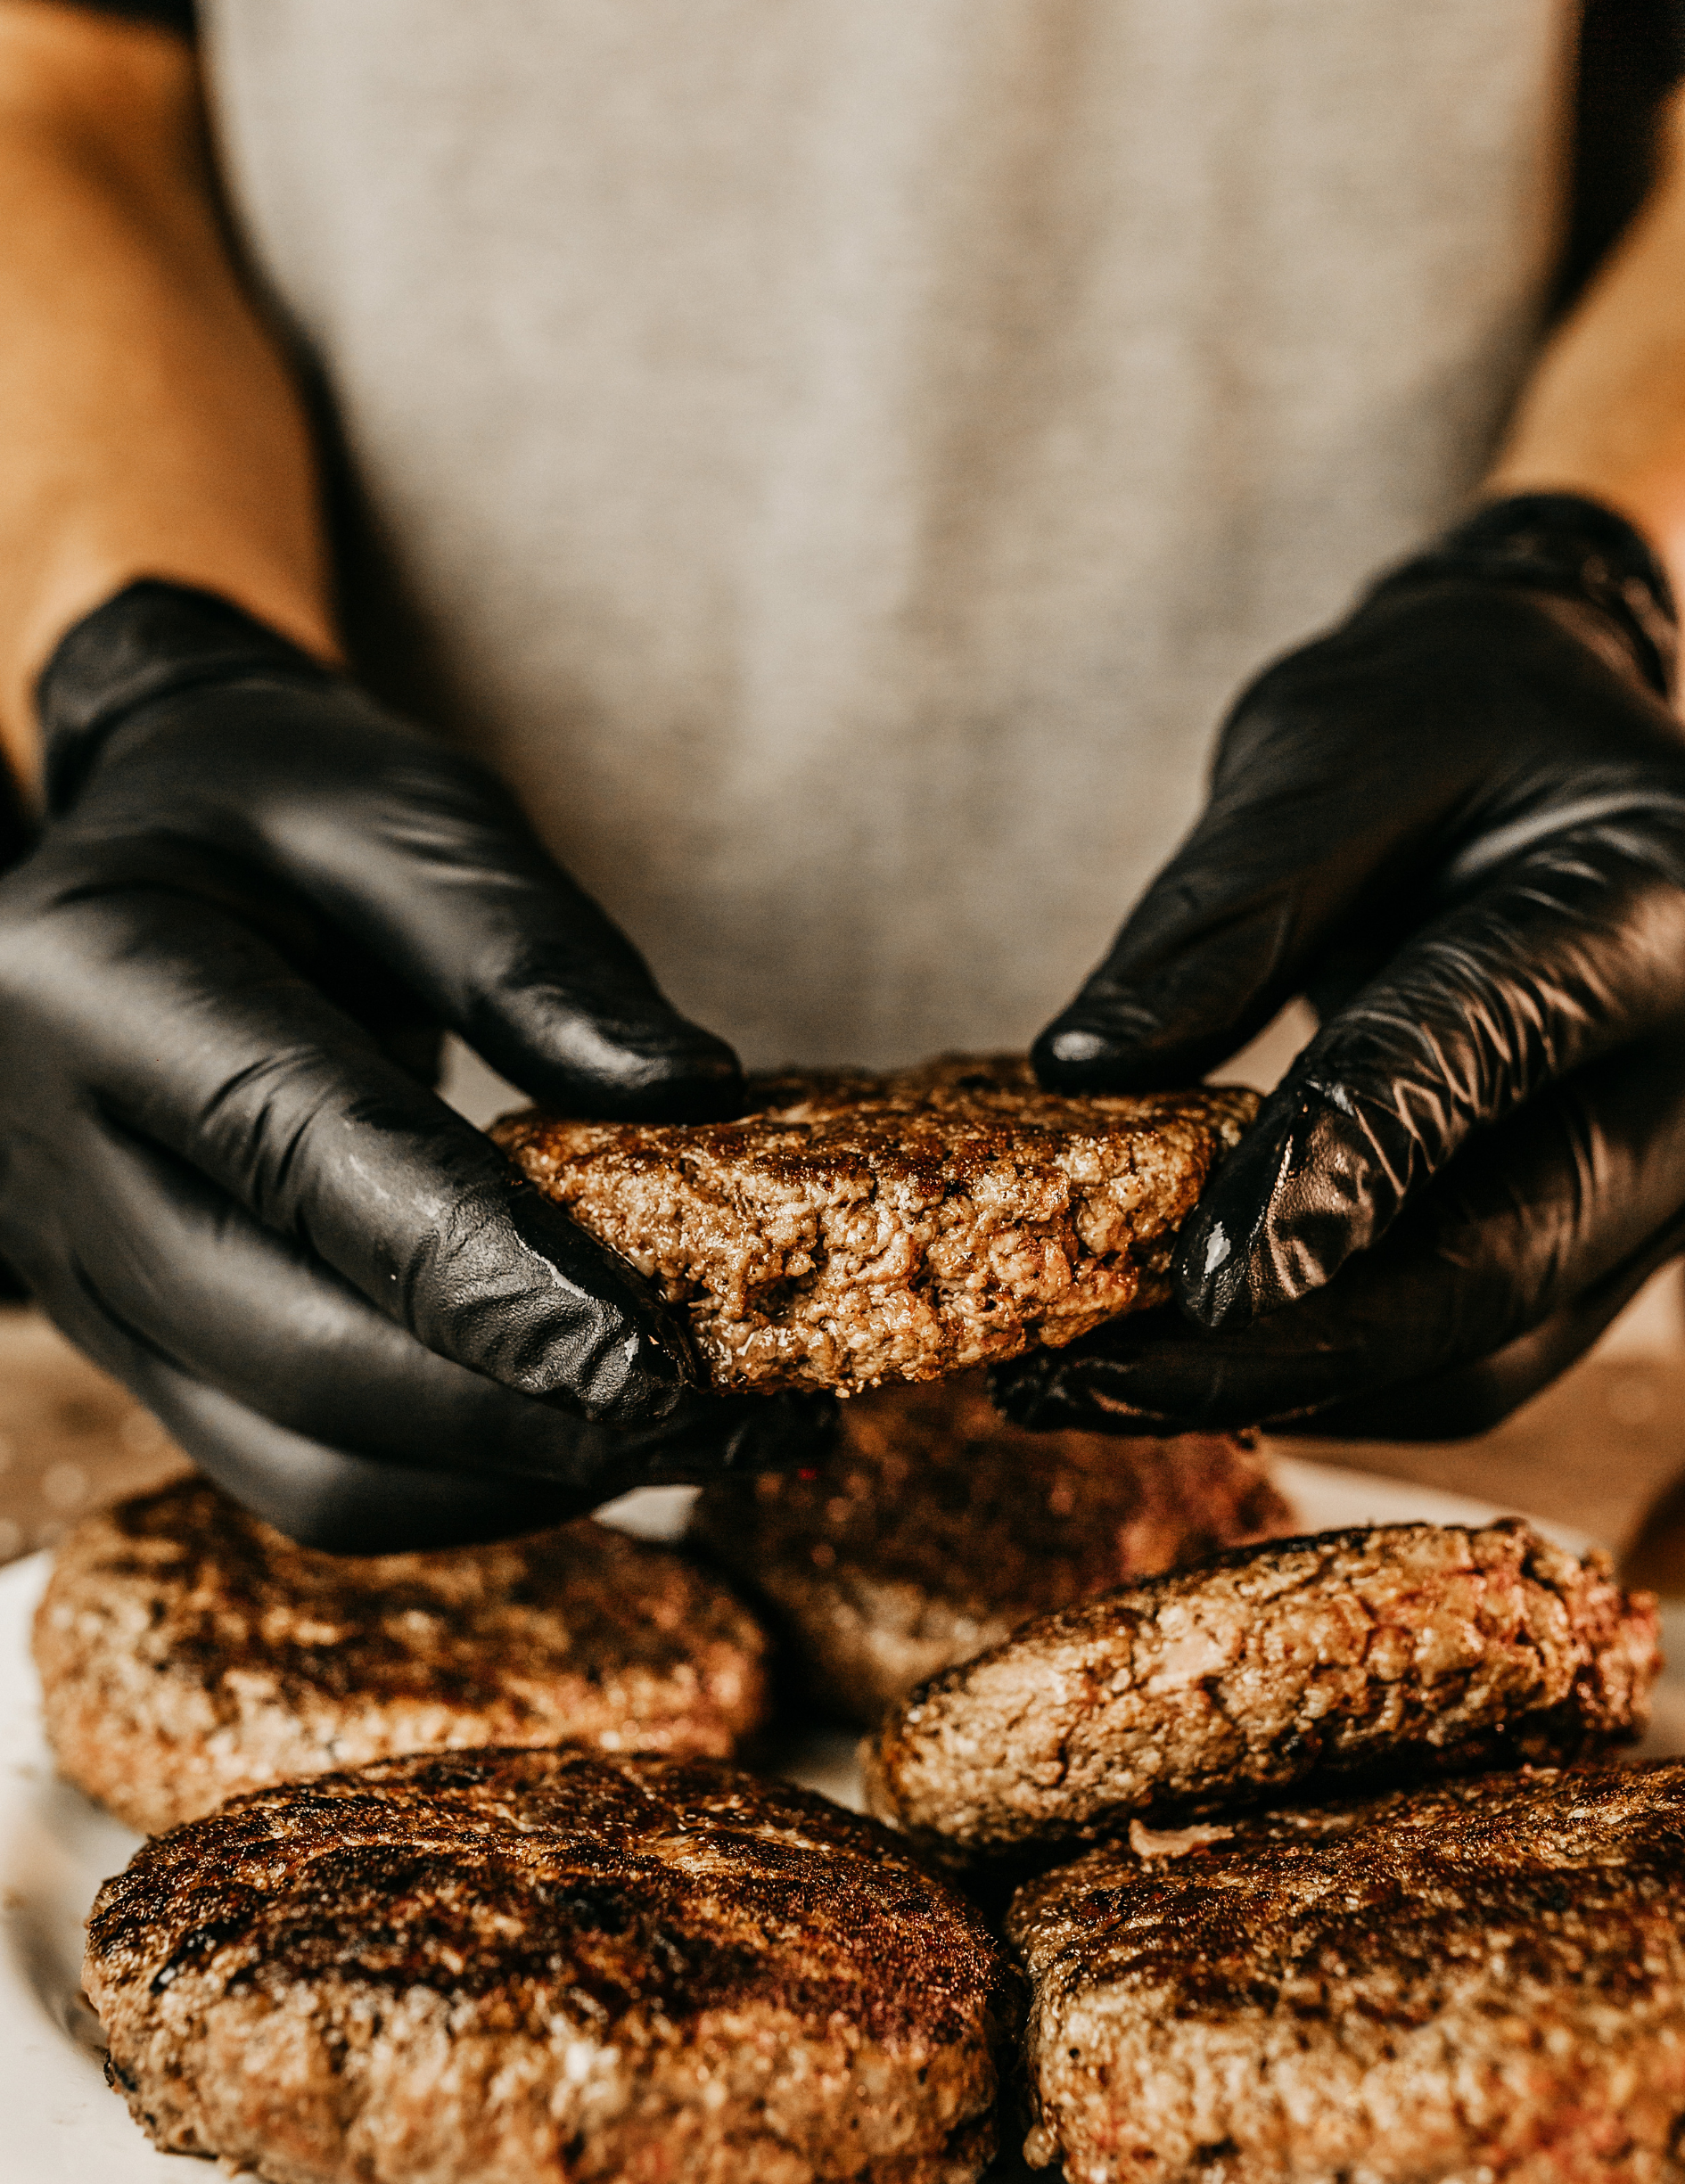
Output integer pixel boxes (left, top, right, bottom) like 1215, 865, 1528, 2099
35, 1479, 771, 1835
863, 1521, 1659, 1862
493, 1055, 1256, 1395
689, 1372, 1295, 1721
1008, 1761, 1685, 2184
86, 1748, 1018, 2184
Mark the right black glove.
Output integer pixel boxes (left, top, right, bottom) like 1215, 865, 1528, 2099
0, 580, 825, 1550
1002, 493, 1685, 1440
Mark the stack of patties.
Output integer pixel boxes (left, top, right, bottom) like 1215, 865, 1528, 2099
864, 1518, 1671, 2181
690, 1370, 1295, 1720
510, 1052, 1280, 1722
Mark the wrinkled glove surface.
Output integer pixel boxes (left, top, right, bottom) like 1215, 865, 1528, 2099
0, 581, 820, 1549
1003, 493, 1685, 1439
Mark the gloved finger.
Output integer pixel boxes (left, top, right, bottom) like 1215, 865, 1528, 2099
1284, 1213, 1685, 1441
132, 1359, 831, 1556
1029, 600, 1490, 1093
992, 1035, 1685, 1437
1031, 777, 1388, 1094
1032, 581, 1685, 1098
995, 1207, 1685, 1441
81, 683, 744, 1121
0, 1116, 787, 1484
4, 1139, 832, 1548
16, 876, 696, 1425
0, 1216, 582, 1551
1174, 831, 1685, 1328
139, 1371, 594, 1554
124, 1363, 826, 1556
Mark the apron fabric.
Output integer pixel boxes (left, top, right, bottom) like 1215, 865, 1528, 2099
201, 0, 1574, 1069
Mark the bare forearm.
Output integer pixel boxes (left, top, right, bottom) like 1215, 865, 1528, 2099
0, 2, 334, 791
1491, 86, 1685, 605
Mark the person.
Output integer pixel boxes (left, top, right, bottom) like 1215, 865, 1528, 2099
4, 0, 1685, 1549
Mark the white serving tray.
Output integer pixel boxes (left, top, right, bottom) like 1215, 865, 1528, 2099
3, 1462, 1678, 2181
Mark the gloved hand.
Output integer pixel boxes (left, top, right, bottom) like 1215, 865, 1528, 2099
999, 493, 1685, 1438
0, 580, 824, 1548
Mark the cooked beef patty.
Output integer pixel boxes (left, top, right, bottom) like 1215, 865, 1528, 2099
1008, 1761, 1685, 2184
86, 1747, 1016, 2184
864, 1521, 1659, 1861
690, 1372, 1294, 1721
36, 1478, 770, 1835
493, 1055, 1255, 1394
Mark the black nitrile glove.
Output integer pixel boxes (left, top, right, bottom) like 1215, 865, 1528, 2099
999, 493, 1685, 1438
0, 580, 825, 1548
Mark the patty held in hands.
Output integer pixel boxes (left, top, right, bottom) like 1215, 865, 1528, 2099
1009, 1761, 1685, 2184
690, 1371, 1293, 1720
35, 1479, 771, 1835
864, 1520, 1659, 1861
494, 1055, 1256, 1394
86, 1748, 1015, 2184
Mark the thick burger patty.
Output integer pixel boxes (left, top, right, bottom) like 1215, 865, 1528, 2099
1008, 1761, 1685, 2184
86, 1748, 1016, 2184
864, 1521, 1659, 1860
493, 1055, 1256, 1394
690, 1372, 1294, 1720
35, 1480, 770, 1835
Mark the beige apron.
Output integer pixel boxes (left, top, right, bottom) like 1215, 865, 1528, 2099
201, 0, 1574, 1068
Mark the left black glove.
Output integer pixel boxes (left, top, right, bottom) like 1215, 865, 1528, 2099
0, 581, 827, 1549
999, 492, 1685, 1438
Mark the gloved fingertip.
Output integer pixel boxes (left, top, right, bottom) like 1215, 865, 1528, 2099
1171, 1081, 1390, 1331
1031, 1014, 1152, 1093
493, 1007, 747, 1123
1032, 1001, 1243, 1096
622, 1033, 747, 1124
1171, 1202, 1264, 1332
614, 1385, 838, 1484
1170, 1105, 1326, 1331
988, 1326, 1205, 1434
488, 1186, 702, 1425
683, 1387, 839, 1476
566, 1287, 710, 1428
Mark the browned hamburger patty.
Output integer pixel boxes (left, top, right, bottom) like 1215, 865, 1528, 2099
1007, 1761, 1685, 2184
35, 1478, 771, 1836
690, 1372, 1295, 1721
86, 1747, 1018, 2184
493, 1055, 1256, 1394
864, 1521, 1659, 1861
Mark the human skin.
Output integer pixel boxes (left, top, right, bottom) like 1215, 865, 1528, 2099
1490, 83, 1685, 586
0, 1, 335, 792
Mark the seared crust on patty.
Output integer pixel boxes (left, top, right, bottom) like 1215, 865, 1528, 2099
493, 1055, 1256, 1394
864, 1521, 1659, 1860
1008, 1761, 1685, 2184
86, 1748, 1016, 2184
691, 1373, 1293, 1720
35, 1480, 770, 1835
